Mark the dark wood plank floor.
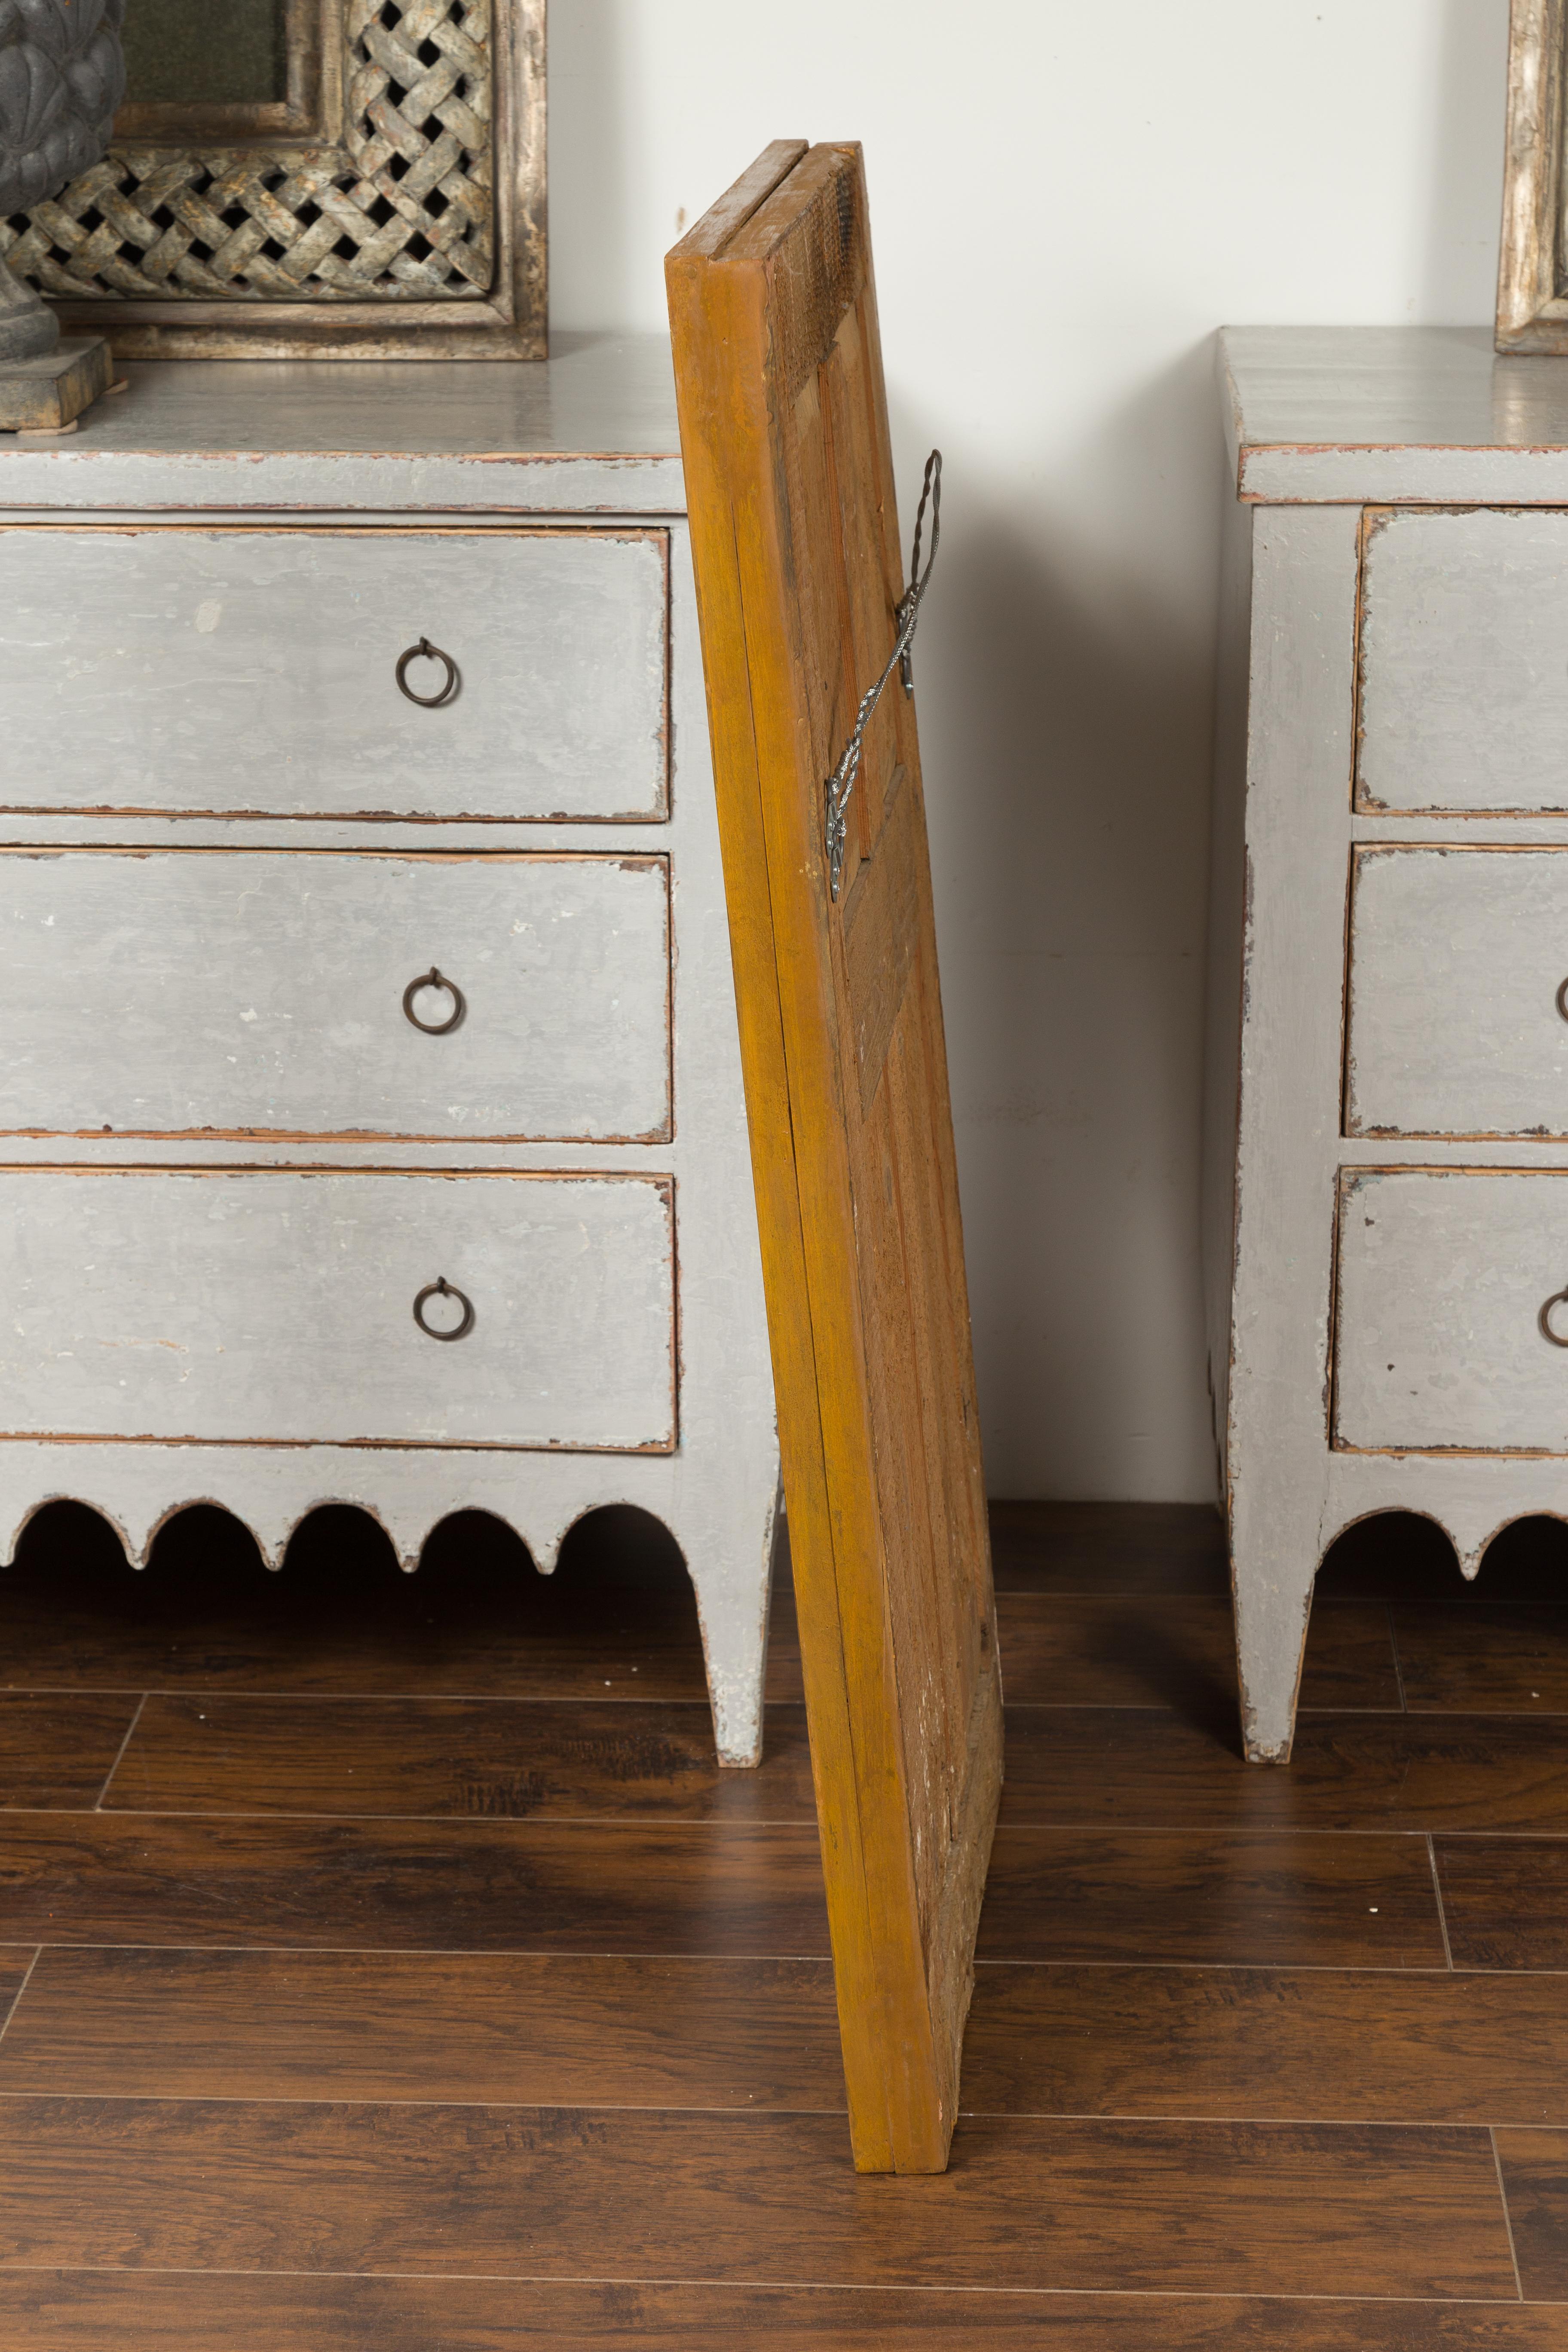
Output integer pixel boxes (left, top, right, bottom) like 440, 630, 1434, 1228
2, 1497, 1568, 2343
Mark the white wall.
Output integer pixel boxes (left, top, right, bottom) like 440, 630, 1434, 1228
548, 0, 1511, 1502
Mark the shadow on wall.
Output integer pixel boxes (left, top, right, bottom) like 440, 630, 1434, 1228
889, 341, 1225, 1499
545, 1, 636, 327
1423, 0, 1511, 319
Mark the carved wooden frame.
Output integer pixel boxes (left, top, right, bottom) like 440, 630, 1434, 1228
0, 0, 545, 360
1498, 0, 1568, 350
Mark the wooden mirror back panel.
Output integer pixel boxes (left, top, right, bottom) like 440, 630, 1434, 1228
668, 141, 1002, 2176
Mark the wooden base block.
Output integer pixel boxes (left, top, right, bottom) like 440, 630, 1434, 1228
0, 339, 112, 433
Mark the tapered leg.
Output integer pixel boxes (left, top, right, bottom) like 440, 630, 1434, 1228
674, 1479, 782, 1768
1230, 1507, 1319, 1763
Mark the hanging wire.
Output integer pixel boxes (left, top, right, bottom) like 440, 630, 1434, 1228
824, 449, 942, 900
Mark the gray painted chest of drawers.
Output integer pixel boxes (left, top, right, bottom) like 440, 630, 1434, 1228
1208, 326, 1568, 1762
0, 336, 778, 1767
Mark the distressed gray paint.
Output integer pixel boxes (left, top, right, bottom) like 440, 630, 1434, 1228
1359, 509, 1568, 813
1348, 848, 1568, 1136
0, 850, 671, 1141
0, 369, 779, 1769
1335, 1169, 1568, 1453
1209, 330, 1568, 1766
1199, 483, 1256, 1487
1221, 326, 1568, 506
0, 1169, 677, 1449
0, 338, 685, 514
0, 525, 669, 820
1210, 505, 1359, 1762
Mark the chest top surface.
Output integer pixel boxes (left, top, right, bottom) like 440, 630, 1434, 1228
1222, 324, 1568, 507
0, 332, 686, 514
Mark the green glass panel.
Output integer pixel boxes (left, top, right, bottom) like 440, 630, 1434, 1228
122, 0, 290, 109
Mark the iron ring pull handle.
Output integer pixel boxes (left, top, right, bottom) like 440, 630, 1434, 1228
413, 1277, 475, 1343
402, 966, 466, 1035
1541, 1287, 1568, 1347
395, 636, 459, 707
1556, 978, 1568, 1025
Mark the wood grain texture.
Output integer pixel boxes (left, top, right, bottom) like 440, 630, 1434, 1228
0, 1501, 716, 1701
1494, 2129, 1568, 2298
0, 1948, 34, 2032
1434, 1837, 1568, 1969
0, 2277, 1562, 2352
669, 144, 1000, 2170
1394, 1605, 1568, 1713
101, 1696, 818, 1819
988, 1500, 1230, 1594
978, 1828, 1445, 1967
0, 1499, 1560, 2328
962, 1964, 1568, 2125
0, 1949, 846, 2108
764, 1580, 805, 1703
999, 1705, 1568, 1831
0, 2101, 1518, 2299
0, 1816, 831, 1953
0, 1693, 140, 1807
993, 1594, 1400, 1712
840, 763, 920, 1116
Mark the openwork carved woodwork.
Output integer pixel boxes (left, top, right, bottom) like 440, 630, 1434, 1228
0, 0, 545, 358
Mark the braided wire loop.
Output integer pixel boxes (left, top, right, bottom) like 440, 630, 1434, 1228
824, 450, 942, 901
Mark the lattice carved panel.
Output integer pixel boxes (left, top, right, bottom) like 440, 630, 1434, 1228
0, 0, 494, 305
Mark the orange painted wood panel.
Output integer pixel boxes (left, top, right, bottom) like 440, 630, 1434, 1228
668, 142, 1001, 2171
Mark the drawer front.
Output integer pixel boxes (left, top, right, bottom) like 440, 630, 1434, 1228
0, 1170, 675, 1451
1334, 1168, 1568, 1453
1347, 847, 1568, 1137
1358, 507, 1568, 814
0, 851, 670, 1143
0, 527, 668, 822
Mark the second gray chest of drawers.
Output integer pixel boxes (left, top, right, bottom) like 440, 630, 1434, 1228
0, 342, 779, 1767
1207, 327, 1568, 1763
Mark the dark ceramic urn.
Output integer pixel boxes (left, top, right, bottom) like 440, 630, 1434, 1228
0, 0, 125, 363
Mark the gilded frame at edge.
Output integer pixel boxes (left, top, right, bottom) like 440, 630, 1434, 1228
0, 0, 545, 361
1499, 0, 1568, 351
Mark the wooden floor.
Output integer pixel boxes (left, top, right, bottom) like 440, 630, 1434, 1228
1, 1500, 1568, 2343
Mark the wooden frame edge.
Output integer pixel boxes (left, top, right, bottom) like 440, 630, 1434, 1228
668, 227, 944, 2176
668, 141, 999, 2176
1498, 0, 1568, 349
